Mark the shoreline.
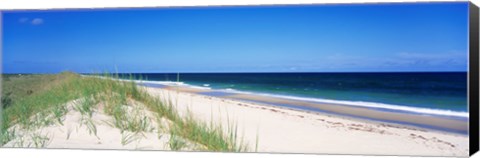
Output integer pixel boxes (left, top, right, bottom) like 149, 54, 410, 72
138, 82, 469, 134
88, 74, 468, 117
143, 85, 469, 156
132, 80, 468, 117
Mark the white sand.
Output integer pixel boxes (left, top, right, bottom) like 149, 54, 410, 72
3, 86, 469, 156
145, 87, 469, 156
4, 99, 173, 150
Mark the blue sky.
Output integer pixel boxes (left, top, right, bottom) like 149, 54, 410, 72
2, 2, 469, 73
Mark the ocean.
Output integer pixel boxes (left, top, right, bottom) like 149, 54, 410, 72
114, 72, 468, 118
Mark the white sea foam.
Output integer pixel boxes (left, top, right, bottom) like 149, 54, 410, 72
134, 80, 212, 90
224, 88, 236, 91
135, 80, 185, 86
186, 85, 212, 90
215, 88, 469, 118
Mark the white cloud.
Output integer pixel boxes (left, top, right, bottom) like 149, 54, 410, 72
31, 18, 44, 25
293, 51, 467, 72
396, 52, 465, 60
18, 17, 29, 23
18, 17, 44, 25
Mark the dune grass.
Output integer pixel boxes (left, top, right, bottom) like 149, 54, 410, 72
121, 132, 141, 146
1, 73, 75, 109
168, 132, 187, 150
1, 72, 251, 151
1, 72, 79, 145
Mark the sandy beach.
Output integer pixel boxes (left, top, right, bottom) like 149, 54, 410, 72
3, 82, 468, 156
144, 86, 469, 156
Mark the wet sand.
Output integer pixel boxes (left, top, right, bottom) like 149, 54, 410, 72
151, 85, 468, 134
226, 94, 468, 133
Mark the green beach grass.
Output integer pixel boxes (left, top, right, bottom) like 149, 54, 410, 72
0, 72, 251, 151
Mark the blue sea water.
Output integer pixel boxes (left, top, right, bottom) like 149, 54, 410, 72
116, 72, 468, 116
